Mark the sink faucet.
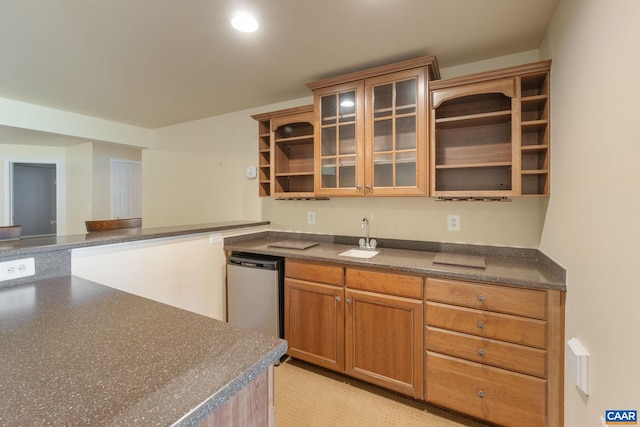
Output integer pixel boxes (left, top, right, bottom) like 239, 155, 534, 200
359, 218, 377, 250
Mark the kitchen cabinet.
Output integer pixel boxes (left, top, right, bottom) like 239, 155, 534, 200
424, 277, 564, 427
251, 105, 315, 198
345, 267, 424, 398
284, 260, 345, 372
429, 60, 551, 198
307, 56, 440, 197
284, 260, 424, 398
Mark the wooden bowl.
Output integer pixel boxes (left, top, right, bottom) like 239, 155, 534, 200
0, 225, 22, 241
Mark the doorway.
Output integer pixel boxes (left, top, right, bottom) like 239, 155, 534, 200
11, 163, 57, 237
110, 159, 142, 219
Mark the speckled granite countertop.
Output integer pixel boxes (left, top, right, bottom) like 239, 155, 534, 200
224, 232, 566, 291
0, 276, 287, 427
0, 221, 269, 257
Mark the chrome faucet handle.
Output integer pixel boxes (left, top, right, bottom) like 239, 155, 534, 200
370, 239, 377, 249
359, 238, 366, 248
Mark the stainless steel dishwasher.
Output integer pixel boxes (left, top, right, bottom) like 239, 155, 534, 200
227, 252, 284, 339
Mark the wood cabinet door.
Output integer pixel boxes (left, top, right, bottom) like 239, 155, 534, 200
364, 67, 428, 196
313, 81, 366, 196
284, 278, 345, 372
345, 288, 424, 398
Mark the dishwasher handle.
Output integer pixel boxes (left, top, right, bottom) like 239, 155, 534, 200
228, 254, 281, 270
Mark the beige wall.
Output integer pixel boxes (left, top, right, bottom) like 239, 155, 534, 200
539, 0, 640, 425
142, 97, 313, 228
65, 142, 93, 235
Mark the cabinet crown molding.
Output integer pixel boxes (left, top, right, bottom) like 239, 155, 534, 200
306, 55, 440, 91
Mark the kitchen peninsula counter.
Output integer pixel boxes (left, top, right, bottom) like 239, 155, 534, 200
0, 221, 269, 257
0, 275, 286, 426
224, 231, 566, 291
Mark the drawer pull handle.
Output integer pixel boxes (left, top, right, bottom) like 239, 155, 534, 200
477, 294, 485, 302
477, 321, 485, 329
335, 296, 341, 302
477, 390, 485, 398
477, 349, 485, 356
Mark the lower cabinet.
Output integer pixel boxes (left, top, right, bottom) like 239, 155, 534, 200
284, 260, 564, 426
425, 277, 564, 427
284, 260, 345, 372
284, 260, 424, 398
345, 267, 424, 398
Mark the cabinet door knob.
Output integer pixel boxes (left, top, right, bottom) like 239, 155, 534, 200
346, 298, 352, 304
356, 184, 361, 190
365, 184, 371, 190
477, 294, 485, 302
335, 296, 341, 302
477, 390, 485, 398
477, 348, 485, 356
477, 321, 485, 329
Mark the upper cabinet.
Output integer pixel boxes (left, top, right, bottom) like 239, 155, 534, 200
253, 58, 551, 199
429, 61, 551, 198
252, 105, 315, 198
307, 56, 440, 197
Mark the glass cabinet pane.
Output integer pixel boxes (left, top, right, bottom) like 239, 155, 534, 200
373, 153, 393, 187
338, 92, 356, 123
339, 157, 356, 188
396, 151, 417, 187
373, 84, 393, 118
321, 96, 337, 125
339, 124, 356, 155
322, 127, 336, 156
396, 79, 416, 114
321, 159, 336, 188
396, 116, 416, 150
373, 119, 392, 152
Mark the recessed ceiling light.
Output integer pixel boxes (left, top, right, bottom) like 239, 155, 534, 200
231, 11, 259, 33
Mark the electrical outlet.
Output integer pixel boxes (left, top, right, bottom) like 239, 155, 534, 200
0, 258, 35, 281
447, 215, 461, 231
307, 211, 316, 225
209, 233, 223, 244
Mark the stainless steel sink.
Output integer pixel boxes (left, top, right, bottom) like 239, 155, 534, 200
337, 249, 379, 259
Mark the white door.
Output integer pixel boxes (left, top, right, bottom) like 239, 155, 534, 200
111, 159, 142, 219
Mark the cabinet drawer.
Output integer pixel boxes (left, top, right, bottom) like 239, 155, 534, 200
346, 268, 423, 299
426, 277, 547, 320
426, 326, 547, 378
426, 302, 547, 349
426, 352, 546, 427
285, 260, 344, 286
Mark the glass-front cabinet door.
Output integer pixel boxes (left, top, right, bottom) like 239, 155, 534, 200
314, 81, 365, 195
309, 57, 435, 197
364, 68, 427, 196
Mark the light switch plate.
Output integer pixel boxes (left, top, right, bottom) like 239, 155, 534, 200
246, 166, 257, 179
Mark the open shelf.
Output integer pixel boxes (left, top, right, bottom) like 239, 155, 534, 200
519, 71, 550, 195
430, 63, 551, 197
252, 105, 315, 197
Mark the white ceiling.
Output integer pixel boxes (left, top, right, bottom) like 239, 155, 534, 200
0, 0, 560, 130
